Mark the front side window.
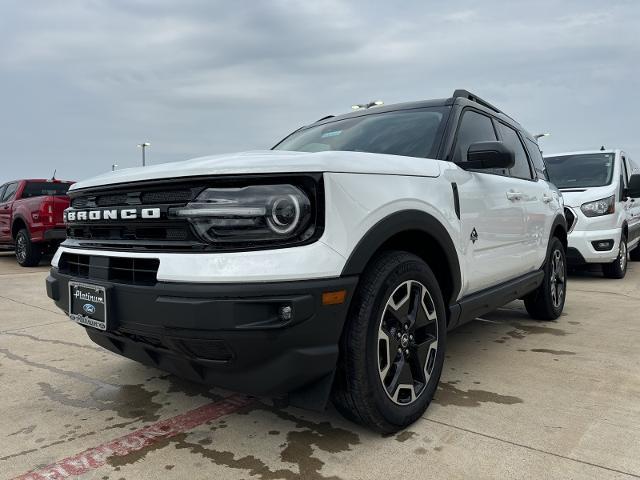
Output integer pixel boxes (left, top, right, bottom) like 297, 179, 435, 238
2, 182, 18, 202
451, 110, 497, 163
544, 153, 615, 189
22, 181, 72, 198
274, 107, 449, 159
498, 123, 533, 180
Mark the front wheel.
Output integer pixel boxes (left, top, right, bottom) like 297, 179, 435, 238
332, 251, 447, 433
602, 235, 628, 279
15, 229, 42, 267
524, 237, 567, 320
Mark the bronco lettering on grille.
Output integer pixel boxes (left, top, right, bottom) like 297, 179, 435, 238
65, 207, 161, 222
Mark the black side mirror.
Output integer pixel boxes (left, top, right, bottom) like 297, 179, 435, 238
457, 141, 515, 170
625, 174, 640, 198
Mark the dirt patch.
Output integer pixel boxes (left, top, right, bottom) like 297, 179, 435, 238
530, 349, 576, 356
434, 381, 523, 407
395, 431, 417, 442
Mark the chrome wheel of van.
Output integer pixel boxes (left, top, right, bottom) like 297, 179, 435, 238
619, 240, 627, 271
377, 280, 438, 405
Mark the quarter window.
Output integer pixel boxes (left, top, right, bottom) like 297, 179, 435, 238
498, 124, 533, 180
452, 110, 497, 163
525, 138, 547, 180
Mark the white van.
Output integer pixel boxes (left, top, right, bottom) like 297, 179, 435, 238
544, 149, 640, 278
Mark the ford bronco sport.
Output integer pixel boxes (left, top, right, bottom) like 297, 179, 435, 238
46, 90, 567, 432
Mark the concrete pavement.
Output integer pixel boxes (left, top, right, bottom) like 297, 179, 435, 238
1, 251, 639, 479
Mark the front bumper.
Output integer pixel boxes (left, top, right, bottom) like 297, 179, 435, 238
567, 227, 621, 264
47, 268, 357, 399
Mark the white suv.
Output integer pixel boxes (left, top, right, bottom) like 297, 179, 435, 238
47, 90, 568, 432
544, 150, 640, 278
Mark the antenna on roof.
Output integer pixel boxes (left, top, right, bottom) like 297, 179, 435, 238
51, 169, 57, 181
600, 146, 606, 151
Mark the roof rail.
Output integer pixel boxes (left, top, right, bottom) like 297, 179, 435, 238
451, 89, 502, 114
314, 115, 335, 123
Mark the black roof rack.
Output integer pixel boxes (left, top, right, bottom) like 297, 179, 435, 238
314, 115, 335, 123
451, 89, 502, 114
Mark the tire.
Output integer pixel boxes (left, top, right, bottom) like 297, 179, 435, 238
602, 234, 627, 279
15, 229, 42, 267
524, 237, 567, 320
332, 250, 447, 434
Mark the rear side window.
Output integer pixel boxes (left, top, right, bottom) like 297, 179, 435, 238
2, 182, 18, 202
498, 123, 533, 180
525, 138, 547, 180
452, 110, 497, 163
21, 181, 72, 198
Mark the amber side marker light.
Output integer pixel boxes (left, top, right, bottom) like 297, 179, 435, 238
322, 290, 346, 305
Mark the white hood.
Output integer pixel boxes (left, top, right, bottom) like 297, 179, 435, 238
560, 185, 617, 207
71, 150, 442, 191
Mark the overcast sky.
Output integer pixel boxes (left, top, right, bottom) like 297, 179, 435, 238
1, 0, 639, 182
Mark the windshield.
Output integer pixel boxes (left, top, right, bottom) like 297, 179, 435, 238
544, 153, 615, 189
274, 107, 449, 159
22, 181, 72, 198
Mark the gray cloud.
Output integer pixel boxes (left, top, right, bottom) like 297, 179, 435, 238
1, 0, 639, 181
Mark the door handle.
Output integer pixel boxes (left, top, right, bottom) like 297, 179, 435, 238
506, 191, 523, 201
542, 194, 553, 203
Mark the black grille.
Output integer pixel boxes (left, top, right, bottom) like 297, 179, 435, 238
64, 175, 324, 252
564, 207, 576, 232
68, 225, 191, 242
59, 253, 160, 285
72, 189, 194, 208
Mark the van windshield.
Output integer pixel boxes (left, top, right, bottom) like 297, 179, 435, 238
273, 107, 449, 159
544, 153, 615, 189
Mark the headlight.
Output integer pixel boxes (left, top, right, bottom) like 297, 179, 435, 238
170, 184, 314, 245
580, 195, 615, 217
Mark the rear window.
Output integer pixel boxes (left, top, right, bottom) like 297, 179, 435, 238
22, 182, 72, 198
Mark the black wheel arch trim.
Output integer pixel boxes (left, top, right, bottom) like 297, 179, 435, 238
11, 215, 30, 238
340, 209, 462, 306
548, 214, 568, 251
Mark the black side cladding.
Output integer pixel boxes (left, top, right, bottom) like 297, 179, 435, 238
451, 183, 460, 219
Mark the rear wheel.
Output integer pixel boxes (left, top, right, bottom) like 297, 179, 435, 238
332, 251, 446, 433
15, 229, 42, 267
602, 234, 627, 279
524, 237, 566, 320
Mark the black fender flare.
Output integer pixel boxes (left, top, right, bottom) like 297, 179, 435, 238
546, 213, 568, 261
341, 209, 462, 305
11, 214, 29, 238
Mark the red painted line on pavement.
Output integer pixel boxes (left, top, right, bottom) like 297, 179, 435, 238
13, 394, 253, 480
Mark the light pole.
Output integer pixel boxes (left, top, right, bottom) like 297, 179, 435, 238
111, 163, 118, 171
137, 142, 150, 166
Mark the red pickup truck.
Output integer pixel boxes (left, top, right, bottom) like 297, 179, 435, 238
0, 179, 74, 266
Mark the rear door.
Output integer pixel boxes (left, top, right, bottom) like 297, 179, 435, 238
497, 123, 558, 271
451, 109, 529, 294
0, 182, 19, 242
